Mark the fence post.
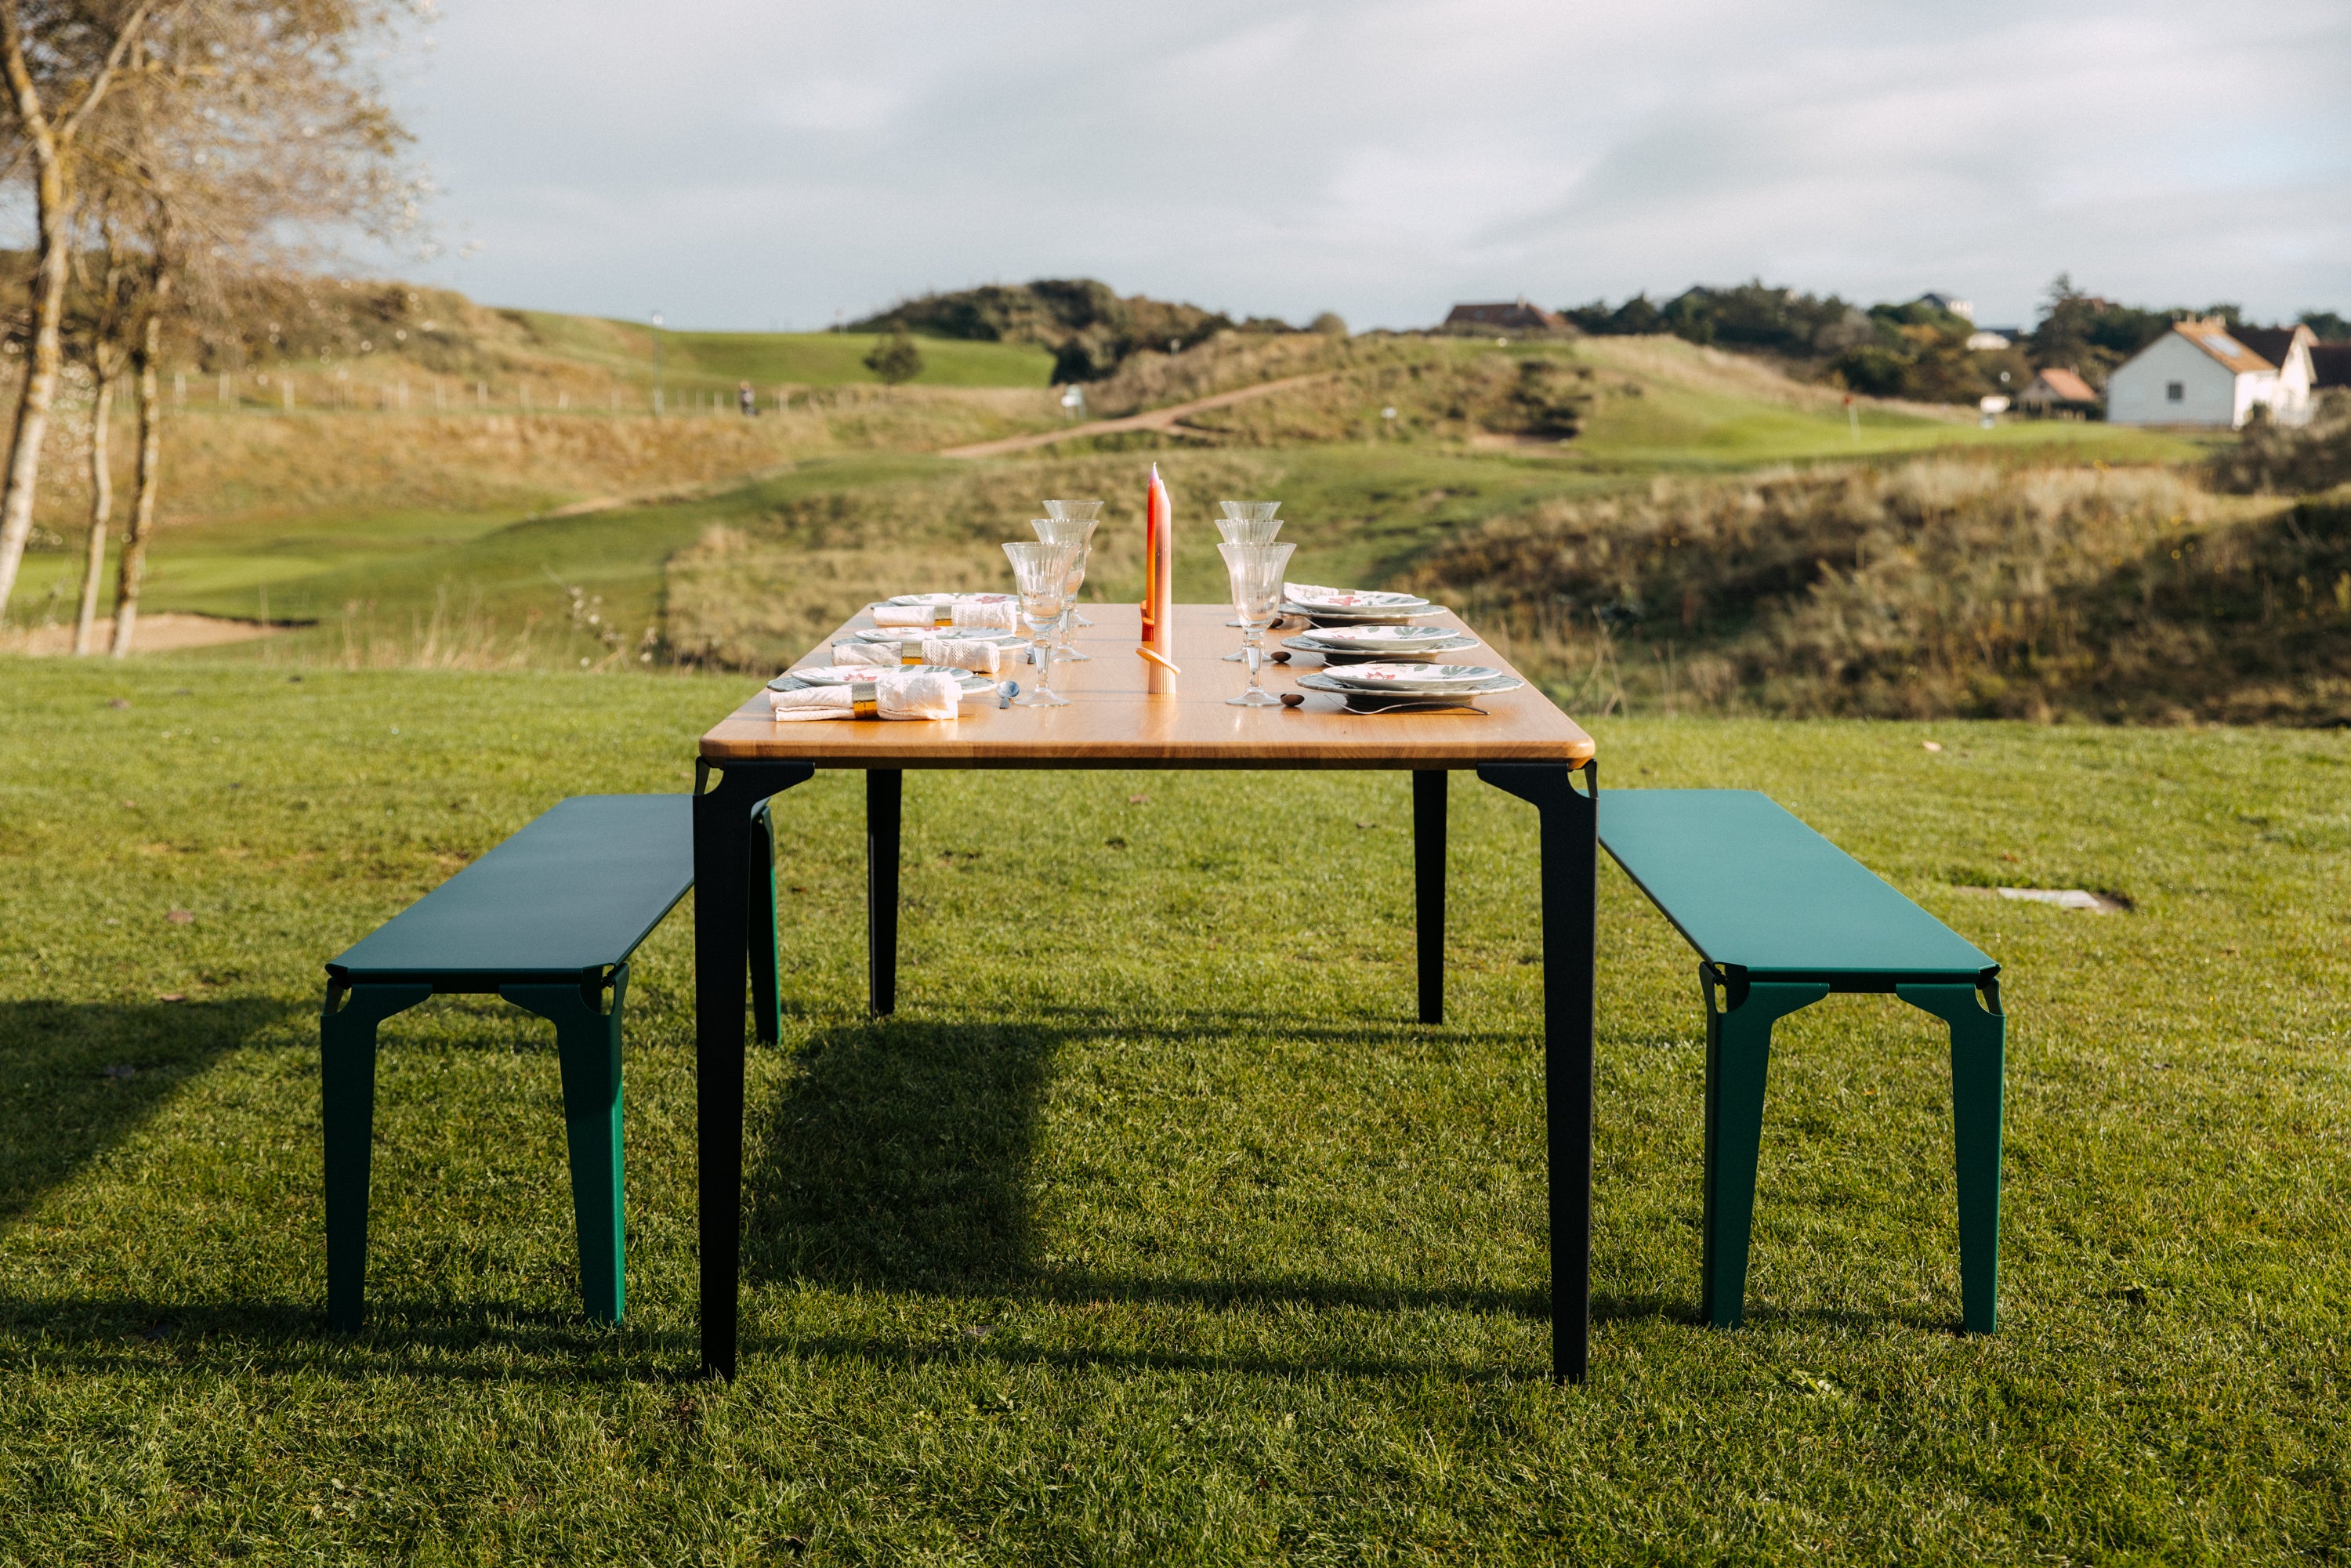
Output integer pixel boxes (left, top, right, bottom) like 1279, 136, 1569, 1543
476, 381, 487, 410
284, 379, 295, 412
219, 371, 229, 407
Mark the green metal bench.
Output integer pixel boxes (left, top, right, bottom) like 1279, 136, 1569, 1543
1597, 789, 2005, 1334
321, 794, 781, 1331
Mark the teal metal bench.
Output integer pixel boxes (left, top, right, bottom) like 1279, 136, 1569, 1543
1598, 790, 2005, 1334
321, 794, 781, 1331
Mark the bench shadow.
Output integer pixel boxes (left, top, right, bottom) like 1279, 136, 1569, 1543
0, 998, 295, 1226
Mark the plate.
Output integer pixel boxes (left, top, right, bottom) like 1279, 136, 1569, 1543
847, 626, 1027, 646
1317, 661, 1502, 687
1290, 624, 1464, 650
1281, 583, 1429, 610
1295, 670, 1525, 698
1281, 602, 1452, 623
1284, 633, 1480, 659
770, 666, 994, 696
884, 592, 1016, 607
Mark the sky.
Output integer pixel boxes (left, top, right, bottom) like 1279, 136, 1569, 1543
397, 0, 2351, 334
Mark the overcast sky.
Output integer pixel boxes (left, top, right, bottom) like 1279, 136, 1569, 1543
400, 0, 2351, 333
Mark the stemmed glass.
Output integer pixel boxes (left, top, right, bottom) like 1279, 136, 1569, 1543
1218, 541, 1294, 706
1030, 516, 1096, 661
1214, 513, 1284, 655
1044, 500, 1103, 625
1002, 541, 1078, 706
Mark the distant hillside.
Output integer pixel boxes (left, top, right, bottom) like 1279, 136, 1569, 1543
849, 278, 1329, 382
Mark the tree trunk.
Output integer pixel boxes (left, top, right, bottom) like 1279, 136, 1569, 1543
73, 364, 118, 654
110, 303, 165, 658
0, 150, 71, 622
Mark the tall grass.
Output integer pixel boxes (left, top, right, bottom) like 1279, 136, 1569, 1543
1411, 458, 2351, 723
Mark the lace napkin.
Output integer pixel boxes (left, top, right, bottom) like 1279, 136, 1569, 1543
830, 639, 1002, 675
769, 672, 961, 721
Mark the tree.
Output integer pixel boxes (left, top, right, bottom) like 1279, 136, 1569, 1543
864, 325, 922, 385
67, 202, 136, 653
72, 0, 420, 653
0, 0, 172, 625
1309, 311, 1347, 338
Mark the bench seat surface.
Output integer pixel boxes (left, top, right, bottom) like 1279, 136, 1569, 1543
329, 795, 694, 982
1598, 790, 1993, 982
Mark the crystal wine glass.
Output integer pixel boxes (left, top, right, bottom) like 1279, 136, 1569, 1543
1044, 500, 1104, 625
1215, 514, 1284, 649
1030, 516, 1096, 661
1218, 541, 1294, 706
1002, 541, 1078, 706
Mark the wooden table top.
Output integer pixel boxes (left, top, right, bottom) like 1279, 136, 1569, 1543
697, 603, 1596, 770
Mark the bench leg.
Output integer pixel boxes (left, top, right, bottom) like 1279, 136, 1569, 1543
1899, 981, 2005, 1334
320, 982, 433, 1332
1414, 770, 1446, 1025
1476, 760, 1598, 1384
749, 799, 781, 1047
504, 967, 631, 1324
868, 770, 902, 1018
1701, 970, 1827, 1328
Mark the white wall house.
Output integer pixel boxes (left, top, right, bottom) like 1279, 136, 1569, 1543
2237, 325, 2319, 424
2106, 322, 2282, 429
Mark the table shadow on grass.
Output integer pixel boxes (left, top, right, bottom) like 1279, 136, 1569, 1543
0, 998, 292, 1226
744, 1012, 1599, 1377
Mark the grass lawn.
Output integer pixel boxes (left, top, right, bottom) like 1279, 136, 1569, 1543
2, 657, 2345, 1562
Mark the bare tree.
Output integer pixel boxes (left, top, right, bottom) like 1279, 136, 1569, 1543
0, 0, 173, 624
68, 205, 132, 652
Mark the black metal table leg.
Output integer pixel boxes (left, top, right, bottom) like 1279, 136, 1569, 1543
692, 759, 813, 1380
1414, 770, 1447, 1025
1476, 759, 1599, 1383
868, 770, 902, 1017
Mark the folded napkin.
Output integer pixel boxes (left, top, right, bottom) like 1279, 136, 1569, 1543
770, 672, 961, 721
871, 601, 1019, 632
921, 636, 1002, 675
831, 641, 911, 667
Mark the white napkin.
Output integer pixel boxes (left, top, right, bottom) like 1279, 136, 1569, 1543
769, 672, 962, 721
921, 637, 1002, 675
830, 642, 909, 667
871, 601, 1019, 632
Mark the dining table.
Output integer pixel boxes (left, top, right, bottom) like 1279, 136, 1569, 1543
691, 603, 1599, 1381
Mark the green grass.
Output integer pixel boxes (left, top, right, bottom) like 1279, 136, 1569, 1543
2, 657, 2345, 1561
509, 310, 1057, 390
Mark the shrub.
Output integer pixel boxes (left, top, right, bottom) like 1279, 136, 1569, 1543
864, 328, 924, 385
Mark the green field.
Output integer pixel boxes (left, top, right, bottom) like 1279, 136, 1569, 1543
505, 310, 1058, 391
2, 660, 2344, 1561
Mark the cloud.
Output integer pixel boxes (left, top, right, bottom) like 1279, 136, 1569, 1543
395, 0, 2351, 330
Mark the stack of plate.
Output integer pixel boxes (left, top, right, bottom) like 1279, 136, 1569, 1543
770, 665, 996, 697
1293, 661, 1524, 699
1283, 623, 1478, 660
1278, 585, 1448, 623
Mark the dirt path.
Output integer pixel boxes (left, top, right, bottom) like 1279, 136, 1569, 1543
940, 373, 1331, 459
3, 613, 288, 657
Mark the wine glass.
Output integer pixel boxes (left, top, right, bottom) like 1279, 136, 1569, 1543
1218, 541, 1294, 706
1002, 541, 1078, 706
1044, 500, 1103, 624
1030, 516, 1096, 661
1214, 514, 1284, 650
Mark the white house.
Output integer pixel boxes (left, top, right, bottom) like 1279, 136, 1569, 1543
2234, 325, 2318, 423
2106, 321, 2287, 429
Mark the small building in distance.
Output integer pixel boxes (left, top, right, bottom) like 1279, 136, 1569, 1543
2016, 367, 2099, 418
1918, 292, 1974, 320
2310, 342, 2351, 393
2106, 320, 2293, 429
1443, 298, 1568, 334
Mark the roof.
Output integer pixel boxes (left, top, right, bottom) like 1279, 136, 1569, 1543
2024, 368, 2098, 403
2171, 320, 2273, 375
1444, 299, 1567, 331
2233, 324, 2314, 370
2312, 344, 2351, 389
